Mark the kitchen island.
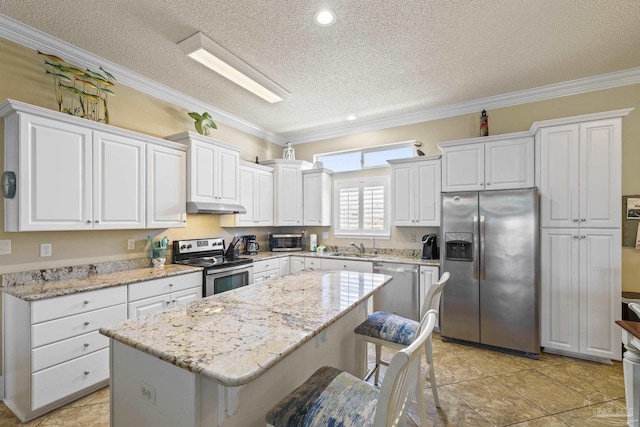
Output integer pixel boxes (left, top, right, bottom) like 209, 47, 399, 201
100, 270, 391, 427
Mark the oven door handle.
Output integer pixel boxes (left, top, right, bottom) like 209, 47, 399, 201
206, 264, 253, 275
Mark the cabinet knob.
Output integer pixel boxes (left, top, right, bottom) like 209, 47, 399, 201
480, 182, 484, 186
573, 218, 579, 222
169, 283, 173, 287
84, 343, 90, 348
172, 299, 176, 303
86, 220, 91, 224
84, 321, 90, 326
581, 235, 586, 239
580, 218, 586, 222
94, 220, 99, 223
83, 300, 90, 305
486, 182, 491, 185
84, 371, 90, 376
573, 235, 579, 239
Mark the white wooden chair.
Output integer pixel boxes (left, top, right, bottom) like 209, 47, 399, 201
266, 310, 438, 427
354, 272, 450, 425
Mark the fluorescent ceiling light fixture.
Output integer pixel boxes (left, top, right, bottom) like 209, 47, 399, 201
315, 9, 336, 26
347, 114, 357, 121
179, 32, 290, 103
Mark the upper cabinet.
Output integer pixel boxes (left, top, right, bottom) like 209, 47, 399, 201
147, 144, 187, 228
166, 132, 240, 207
0, 100, 187, 231
302, 168, 332, 226
537, 119, 622, 229
220, 161, 274, 227
260, 159, 312, 226
388, 156, 441, 227
439, 135, 534, 192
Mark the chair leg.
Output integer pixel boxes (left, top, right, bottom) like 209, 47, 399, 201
375, 343, 381, 386
424, 338, 440, 408
415, 369, 429, 426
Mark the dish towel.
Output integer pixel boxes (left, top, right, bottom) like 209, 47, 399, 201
635, 223, 640, 249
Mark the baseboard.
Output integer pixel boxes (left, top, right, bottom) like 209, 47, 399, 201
542, 347, 613, 365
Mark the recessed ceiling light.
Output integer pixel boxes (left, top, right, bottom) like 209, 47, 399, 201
315, 9, 336, 26
347, 114, 357, 121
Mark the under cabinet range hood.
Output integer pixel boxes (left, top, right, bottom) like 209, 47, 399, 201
186, 202, 247, 214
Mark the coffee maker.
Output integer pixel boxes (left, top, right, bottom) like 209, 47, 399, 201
242, 235, 259, 255
421, 234, 439, 260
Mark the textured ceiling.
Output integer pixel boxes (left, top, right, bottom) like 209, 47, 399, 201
1, 0, 640, 141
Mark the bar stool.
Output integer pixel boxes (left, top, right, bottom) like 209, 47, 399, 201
354, 272, 450, 425
266, 310, 438, 427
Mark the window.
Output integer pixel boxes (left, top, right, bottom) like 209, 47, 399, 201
315, 141, 415, 173
333, 177, 390, 237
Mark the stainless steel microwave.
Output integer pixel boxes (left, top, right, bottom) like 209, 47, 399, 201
269, 233, 303, 252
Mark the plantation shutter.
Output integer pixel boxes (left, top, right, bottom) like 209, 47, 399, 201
363, 185, 385, 231
338, 187, 360, 231
333, 177, 389, 237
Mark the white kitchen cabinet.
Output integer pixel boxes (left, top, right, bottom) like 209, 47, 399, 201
261, 160, 312, 226
290, 256, 306, 273
321, 258, 372, 273
166, 131, 241, 207
439, 135, 533, 192
303, 168, 332, 226
419, 266, 440, 315
540, 228, 621, 361
388, 156, 441, 226
253, 259, 280, 284
220, 161, 274, 227
279, 257, 291, 276
146, 143, 187, 228
3, 287, 127, 422
305, 257, 322, 270
127, 272, 202, 318
538, 119, 621, 229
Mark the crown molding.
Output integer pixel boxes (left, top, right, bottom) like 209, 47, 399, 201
0, 14, 286, 145
288, 66, 640, 144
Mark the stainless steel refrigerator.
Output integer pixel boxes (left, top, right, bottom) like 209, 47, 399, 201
440, 188, 539, 356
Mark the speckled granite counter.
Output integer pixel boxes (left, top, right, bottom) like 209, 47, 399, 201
1, 264, 203, 301
100, 270, 391, 387
250, 250, 440, 267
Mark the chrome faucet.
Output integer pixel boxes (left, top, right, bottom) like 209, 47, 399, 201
350, 241, 365, 254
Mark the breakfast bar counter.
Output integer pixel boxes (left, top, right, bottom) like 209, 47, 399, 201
100, 270, 391, 427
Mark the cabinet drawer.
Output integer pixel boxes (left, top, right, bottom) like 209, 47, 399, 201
253, 259, 279, 274
32, 330, 109, 372
31, 286, 127, 324
32, 304, 126, 348
32, 348, 109, 410
128, 272, 201, 302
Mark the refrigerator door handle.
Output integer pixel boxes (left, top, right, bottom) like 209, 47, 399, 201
473, 214, 479, 279
480, 215, 486, 279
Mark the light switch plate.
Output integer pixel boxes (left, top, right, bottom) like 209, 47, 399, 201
0, 240, 11, 255
127, 239, 136, 250
322, 232, 329, 239
40, 243, 52, 257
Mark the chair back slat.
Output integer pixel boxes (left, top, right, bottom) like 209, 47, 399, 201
630, 302, 640, 318
417, 272, 450, 335
373, 310, 438, 427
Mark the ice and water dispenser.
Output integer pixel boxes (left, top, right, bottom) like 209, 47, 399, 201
444, 233, 473, 261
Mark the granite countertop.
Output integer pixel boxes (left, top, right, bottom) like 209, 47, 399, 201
249, 250, 440, 266
2, 264, 203, 301
100, 270, 391, 387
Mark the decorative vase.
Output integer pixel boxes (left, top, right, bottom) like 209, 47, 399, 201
151, 247, 166, 268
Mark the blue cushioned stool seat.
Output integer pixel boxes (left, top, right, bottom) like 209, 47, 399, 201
266, 366, 379, 427
354, 311, 419, 346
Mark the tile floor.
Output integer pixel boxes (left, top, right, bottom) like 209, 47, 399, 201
0, 334, 627, 426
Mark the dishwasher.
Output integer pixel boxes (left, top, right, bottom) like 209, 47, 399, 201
373, 262, 420, 321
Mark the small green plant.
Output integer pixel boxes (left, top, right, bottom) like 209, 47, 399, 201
39, 50, 116, 123
188, 111, 217, 136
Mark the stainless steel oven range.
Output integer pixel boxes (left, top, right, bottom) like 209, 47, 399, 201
173, 237, 253, 296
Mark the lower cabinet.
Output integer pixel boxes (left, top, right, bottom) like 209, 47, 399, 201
290, 256, 306, 273
540, 228, 621, 361
320, 258, 373, 273
3, 287, 127, 422
279, 257, 291, 276
419, 266, 440, 315
305, 257, 322, 270
253, 259, 280, 284
127, 273, 202, 318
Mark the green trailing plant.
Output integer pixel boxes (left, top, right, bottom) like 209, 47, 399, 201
188, 111, 217, 135
38, 50, 116, 123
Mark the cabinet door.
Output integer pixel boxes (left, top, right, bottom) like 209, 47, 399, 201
578, 229, 621, 360
539, 125, 580, 228
188, 139, 217, 203
93, 131, 146, 229
415, 161, 441, 226
305, 258, 321, 270
540, 229, 580, 353
279, 257, 291, 276
322, 259, 372, 273
276, 164, 302, 225
579, 119, 621, 229
170, 287, 202, 308
391, 164, 414, 226
256, 169, 274, 226
303, 172, 323, 225
147, 144, 187, 228
216, 146, 239, 204
127, 295, 170, 318
290, 256, 306, 273
18, 113, 92, 230
419, 266, 439, 317
441, 144, 484, 192
484, 137, 534, 191
235, 166, 256, 226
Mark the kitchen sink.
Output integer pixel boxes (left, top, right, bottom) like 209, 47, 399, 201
326, 252, 378, 259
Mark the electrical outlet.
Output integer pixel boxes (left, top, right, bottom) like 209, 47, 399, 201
139, 381, 156, 406
322, 232, 329, 239
40, 243, 52, 257
410, 234, 416, 242
127, 239, 136, 250
0, 240, 11, 255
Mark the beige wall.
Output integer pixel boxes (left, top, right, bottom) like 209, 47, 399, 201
0, 37, 282, 274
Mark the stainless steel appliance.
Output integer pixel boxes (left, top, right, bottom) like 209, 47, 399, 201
173, 237, 253, 296
242, 235, 259, 255
421, 234, 439, 260
373, 262, 420, 321
440, 188, 539, 356
269, 233, 303, 252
